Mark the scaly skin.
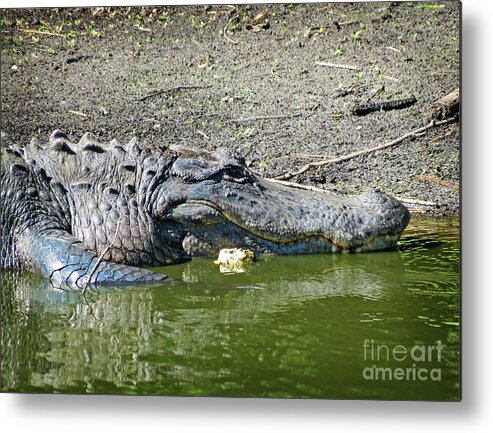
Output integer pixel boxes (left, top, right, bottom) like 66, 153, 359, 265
0, 130, 410, 290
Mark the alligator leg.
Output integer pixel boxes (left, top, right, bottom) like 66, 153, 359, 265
21, 229, 169, 290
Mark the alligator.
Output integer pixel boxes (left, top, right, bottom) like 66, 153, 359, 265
0, 131, 410, 290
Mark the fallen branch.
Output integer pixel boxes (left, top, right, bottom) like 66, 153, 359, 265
274, 117, 457, 181
352, 96, 417, 116
137, 85, 212, 102
315, 61, 360, 71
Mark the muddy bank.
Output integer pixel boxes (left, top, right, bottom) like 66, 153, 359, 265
1, 2, 460, 215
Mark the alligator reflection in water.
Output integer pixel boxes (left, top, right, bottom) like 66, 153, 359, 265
0, 218, 460, 399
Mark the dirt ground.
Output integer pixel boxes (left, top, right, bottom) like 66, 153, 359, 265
1, 2, 460, 216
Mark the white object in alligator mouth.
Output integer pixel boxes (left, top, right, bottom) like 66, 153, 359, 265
214, 248, 255, 273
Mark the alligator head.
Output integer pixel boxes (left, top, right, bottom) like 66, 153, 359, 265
160, 146, 410, 257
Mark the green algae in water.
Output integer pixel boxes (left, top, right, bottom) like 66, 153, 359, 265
0, 217, 460, 400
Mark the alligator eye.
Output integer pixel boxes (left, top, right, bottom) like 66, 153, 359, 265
223, 166, 248, 183
226, 166, 244, 178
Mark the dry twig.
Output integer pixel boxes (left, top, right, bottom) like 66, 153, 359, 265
226, 112, 302, 124
197, 130, 210, 140
82, 220, 121, 295
223, 17, 238, 44
19, 28, 64, 37
68, 110, 89, 118
315, 61, 361, 70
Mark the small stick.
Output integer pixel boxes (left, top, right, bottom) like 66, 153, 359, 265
226, 112, 302, 124
386, 46, 402, 53
316, 61, 360, 71
338, 19, 359, 27
82, 220, 121, 295
223, 17, 238, 44
80, 289, 101, 321
393, 196, 438, 207
381, 75, 400, 83
292, 153, 336, 159
68, 110, 89, 118
197, 130, 210, 140
137, 85, 212, 102
19, 28, 64, 37
274, 117, 457, 181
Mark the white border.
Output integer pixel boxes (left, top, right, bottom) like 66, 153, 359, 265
1, 0, 492, 431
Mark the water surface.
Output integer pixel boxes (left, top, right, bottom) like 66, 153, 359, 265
0, 217, 460, 400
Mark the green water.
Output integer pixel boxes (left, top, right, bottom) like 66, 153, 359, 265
0, 217, 460, 400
